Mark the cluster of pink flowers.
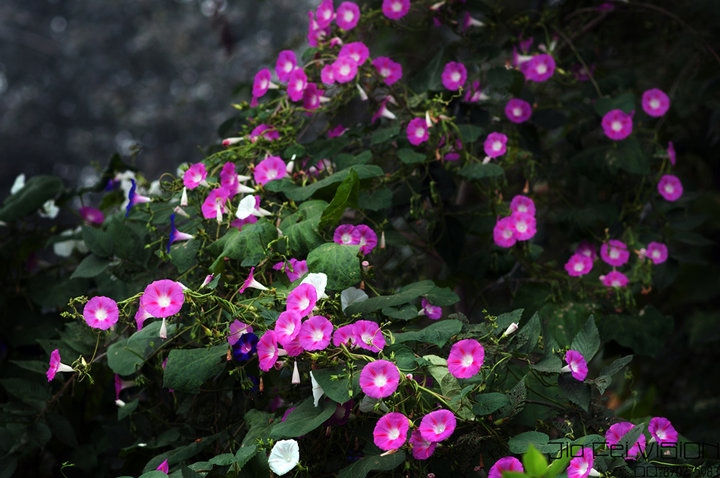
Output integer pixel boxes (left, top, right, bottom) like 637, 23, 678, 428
493, 195, 537, 248
333, 224, 378, 254
273, 258, 309, 281
373, 409, 456, 457
564, 241, 596, 277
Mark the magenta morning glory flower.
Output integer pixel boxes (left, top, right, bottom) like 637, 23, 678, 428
166, 213, 194, 254
339, 42, 370, 66
220, 162, 243, 198
252, 68, 273, 99
488, 457, 524, 478
141, 280, 185, 318
601, 109, 633, 140
231, 215, 258, 232
258, 330, 279, 372
600, 239, 629, 267
419, 409, 456, 442
510, 195, 535, 216
274, 258, 309, 282
420, 298, 442, 319
565, 253, 593, 277
372, 57, 403, 85
135, 302, 152, 330
183, 163, 207, 190
382, 0, 410, 20
227, 319, 253, 346
601, 270, 629, 288
79, 206, 104, 225
409, 430, 436, 460
646, 242, 668, 264
484, 132, 508, 158
286, 283, 318, 318
276, 50, 297, 82
336, 1, 360, 30
373, 413, 409, 451
642, 88, 670, 117
298, 315, 333, 351
441, 61, 467, 91
493, 216, 516, 248
447, 338, 484, 379
275, 310, 302, 347
567, 448, 598, 478
321, 64, 335, 85
576, 241, 597, 260
407, 118, 429, 145
125, 179, 151, 217
47, 349, 74, 381
303, 83, 323, 111
333, 324, 356, 347
509, 212, 536, 241
287, 68, 308, 102
307, 10, 329, 47
649, 417, 678, 445
562, 350, 588, 381
332, 56, 358, 84
464, 80, 486, 102
352, 224, 377, 254
667, 141, 676, 166
315, 0, 334, 28
372, 97, 397, 123
254, 156, 287, 185
249, 124, 280, 142
238, 267, 269, 294
201, 187, 230, 221
156, 459, 169, 473
83, 296, 119, 330
359, 359, 400, 398
524, 54, 556, 82
354, 320, 385, 353
606, 422, 646, 460
658, 174, 683, 201
505, 98, 532, 123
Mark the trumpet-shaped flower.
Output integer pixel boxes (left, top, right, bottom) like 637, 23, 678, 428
135, 302, 152, 330
488, 457, 524, 478
576, 241, 597, 260
333, 324, 356, 347
407, 118, 428, 145
83, 296, 119, 330
301, 273, 328, 299
321, 64, 335, 85
509, 212, 536, 241
268, 439, 300, 476
372, 57, 403, 85
298, 315, 333, 351
667, 141, 676, 166
47, 349, 74, 381
567, 448, 598, 478
510, 195, 535, 216
274, 258, 309, 282
252, 68, 273, 99
250, 124, 279, 142
382, 0, 410, 20
166, 213, 193, 254
505, 98, 532, 123
563, 350, 588, 381
354, 320, 386, 353
606, 422, 646, 460
254, 156, 287, 185
484, 132, 508, 158
646, 242, 668, 264
201, 187, 230, 221
373, 413, 409, 451
141, 280, 185, 318
649, 417, 678, 445
258, 330, 279, 372
601, 270, 629, 288
125, 179, 151, 217
332, 56, 358, 84
156, 459, 169, 473
409, 430, 436, 460
493, 216, 516, 248
658, 174, 683, 201
601, 239, 629, 267
441, 61, 467, 91
286, 283, 318, 317
602, 109, 633, 140
447, 338, 484, 378
287, 68, 307, 102
275, 311, 302, 346
232, 333, 258, 362
303, 83, 323, 110
231, 215, 258, 231
339, 41, 369, 65
524, 54, 555, 82
283, 336, 304, 357
565, 253, 594, 277
79, 206, 104, 225
228, 319, 253, 346
642, 88, 670, 117
420, 298, 442, 319
276, 50, 297, 82
334, 224, 356, 245
359, 359, 400, 398
336, 1, 360, 30
315, 0, 334, 28
352, 224, 377, 254
238, 267, 268, 294
419, 409, 456, 442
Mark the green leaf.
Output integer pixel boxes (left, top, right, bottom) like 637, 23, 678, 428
269, 396, 336, 438
382, 305, 418, 320
616, 423, 645, 460
233, 445, 258, 469
598, 306, 673, 357
514, 313, 541, 354
600, 355, 633, 377
241, 410, 274, 447
395, 319, 462, 348
170, 239, 200, 273
410, 47, 444, 92
318, 169, 359, 230
209, 221, 277, 271
344, 280, 435, 315
558, 373, 590, 411
0, 175, 63, 222
570, 316, 600, 361
307, 243, 361, 290
609, 138, 650, 175
486, 67, 514, 91
371, 124, 401, 145
545, 450, 573, 478
425, 286, 460, 306
0, 378, 51, 409
110, 216, 150, 264
311, 368, 356, 404
118, 398, 139, 420
268, 165, 384, 202
423, 354, 474, 420
457, 124, 483, 142
508, 431, 551, 454
523, 444, 548, 477
497, 376, 527, 419
458, 163, 504, 180
82, 225, 113, 257
397, 148, 426, 164
531, 356, 562, 373
209, 453, 235, 466
336, 451, 405, 478
358, 188, 393, 211
495, 309, 524, 335
143, 434, 220, 473
70, 254, 111, 279
472, 392, 510, 416
107, 321, 176, 376
532, 109, 569, 129
138, 471, 167, 478
593, 92, 635, 116
162, 345, 227, 392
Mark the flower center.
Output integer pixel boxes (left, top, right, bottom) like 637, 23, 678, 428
516, 221, 527, 233
415, 128, 425, 138
574, 262, 584, 272
652, 250, 661, 259
492, 141, 502, 151
95, 308, 107, 321
340, 65, 350, 76
650, 99, 660, 109
158, 295, 171, 308
665, 184, 674, 194
612, 279, 621, 287
311, 328, 324, 342
381, 68, 390, 77
298, 297, 310, 310
513, 107, 523, 117
343, 11, 353, 21
610, 249, 619, 259
267, 168, 278, 179
536, 63, 547, 75
392, 2, 402, 12
612, 120, 623, 132
503, 229, 512, 239
341, 233, 352, 244
283, 62, 292, 73
461, 354, 474, 368
374, 374, 388, 387
433, 423, 446, 435
388, 427, 400, 440
451, 71, 460, 82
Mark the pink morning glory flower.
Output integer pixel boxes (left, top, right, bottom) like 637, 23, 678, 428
227, 319, 253, 346
576, 241, 597, 260
254, 156, 287, 185
307, 10, 329, 47
231, 215, 258, 232
354, 320, 385, 353
275, 310, 302, 347
258, 330, 279, 372
505, 98, 532, 123
135, 302, 152, 330
484, 132, 508, 158
83, 296, 119, 330
373, 413, 409, 451
441, 61, 467, 91
333, 324, 356, 347
419, 409, 456, 442
47, 349, 74, 381
276, 50, 297, 82
488, 457, 524, 478
336, 1, 360, 30
606, 422, 646, 460
372, 97, 397, 123
332, 56, 358, 84
601, 109, 633, 140
420, 298, 442, 319
238, 267, 269, 294
328, 124, 347, 138
407, 118, 429, 145
646, 242, 668, 264
250, 124, 280, 142
79, 206, 104, 225
563, 350, 588, 381
409, 430, 436, 460
382, 0, 410, 20
156, 459, 169, 473
274, 258, 309, 282
509, 212, 536, 241
221, 162, 244, 199
359, 359, 400, 398
601, 270, 629, 288
667, 141, 676, 166
315, 0, 334, 28
510, 195, 535, 216
125, 179, 151, 217
600, 239, 629, 267
372, 57, 403, 85
642, 88, 670, 117
339, 42, 370, 66
201, 187, 230, 221
252, 68, 273, 99
287, 68, 308, 102
658, 174, 683, 201
286, 283, 318, 318
464, 80, 486, 102
183, 163, 207, 190
567, 448, 598, 478
298, 315, 333, 351
141, 280, 185, 318
493, 216, 517, 248
649, 417, 678, 445
565, 253, 594, 277
166, 213, 194, 254
524, 54, 556, 82
321, 64, 335, 85
302, 83, 323, 111
447, 338, 484, 379
352, 224, 377, 254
